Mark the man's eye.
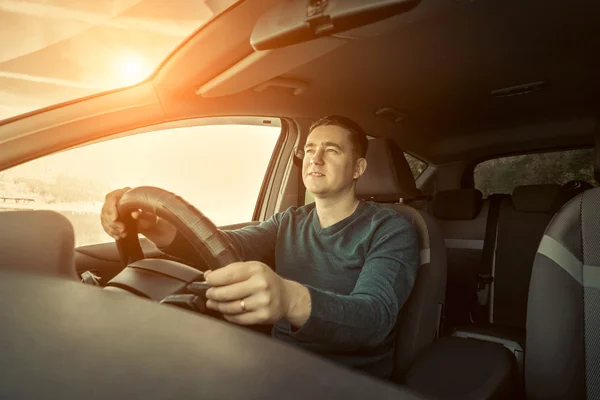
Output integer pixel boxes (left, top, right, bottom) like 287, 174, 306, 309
305, 149, 314, 154
327, 148, 338, 153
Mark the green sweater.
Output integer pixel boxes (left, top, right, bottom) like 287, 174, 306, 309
163, 201, 419, 378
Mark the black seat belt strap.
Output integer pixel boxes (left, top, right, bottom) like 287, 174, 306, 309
474, 194, 505, 321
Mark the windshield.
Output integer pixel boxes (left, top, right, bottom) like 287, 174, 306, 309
0, 0, 240, 121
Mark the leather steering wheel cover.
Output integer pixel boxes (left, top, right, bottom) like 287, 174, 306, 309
117, 186, 242, 270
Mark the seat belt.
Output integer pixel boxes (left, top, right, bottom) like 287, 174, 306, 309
474, 194, 506, 322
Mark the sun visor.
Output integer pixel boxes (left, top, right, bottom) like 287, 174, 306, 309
250, 0, 420, 51
196, 36, 347, 98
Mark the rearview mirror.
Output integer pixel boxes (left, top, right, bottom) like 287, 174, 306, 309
250, 0, 421, 51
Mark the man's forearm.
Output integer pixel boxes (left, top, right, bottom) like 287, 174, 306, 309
287, 287, 399, 350
284, 280, 312, 328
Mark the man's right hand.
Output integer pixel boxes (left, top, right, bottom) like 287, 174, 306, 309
100, 187, 176, 247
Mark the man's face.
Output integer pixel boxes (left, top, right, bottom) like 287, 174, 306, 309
302, 125, 366, 198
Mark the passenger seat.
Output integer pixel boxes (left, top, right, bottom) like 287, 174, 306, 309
0, 210, 78, 280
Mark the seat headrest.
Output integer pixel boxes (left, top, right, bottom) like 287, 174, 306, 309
512, 184, 561, 213
355, 138, 419, 202
0, 210, 77, 280
432, 189, 483, 220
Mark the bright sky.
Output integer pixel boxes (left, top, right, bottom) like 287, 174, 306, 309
0, 0, 239, 119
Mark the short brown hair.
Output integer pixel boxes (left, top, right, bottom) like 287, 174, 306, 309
309, 115, 369, 158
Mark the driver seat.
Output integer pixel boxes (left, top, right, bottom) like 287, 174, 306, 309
356, 137, 447, 380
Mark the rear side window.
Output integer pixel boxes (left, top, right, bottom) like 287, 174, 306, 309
474, 148, 597, 197
405, 153, 427, 179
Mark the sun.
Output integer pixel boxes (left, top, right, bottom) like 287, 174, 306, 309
113, 54, 151, 86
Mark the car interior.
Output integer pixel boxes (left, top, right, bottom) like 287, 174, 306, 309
0, 0, 599, 399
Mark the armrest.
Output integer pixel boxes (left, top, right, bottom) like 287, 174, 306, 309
453, 324, 524, 353
452, 324, 525, 389
405, 336, 518, 400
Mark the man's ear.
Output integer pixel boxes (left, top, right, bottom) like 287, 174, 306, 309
353, 158, 367, 180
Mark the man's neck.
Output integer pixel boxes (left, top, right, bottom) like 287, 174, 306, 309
314, 192, 360, 229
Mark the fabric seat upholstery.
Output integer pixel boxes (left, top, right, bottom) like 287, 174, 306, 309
356, 137, 447, 380
405, 336, 518, 400
525, 127, 600, 399
491, 184, 564, 328
526, 186, 600, 399
432, 189, 488, 330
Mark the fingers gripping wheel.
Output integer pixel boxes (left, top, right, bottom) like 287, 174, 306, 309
115, 186, 242, 270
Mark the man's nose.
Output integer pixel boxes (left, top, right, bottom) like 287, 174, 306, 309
310, 149, 324, 165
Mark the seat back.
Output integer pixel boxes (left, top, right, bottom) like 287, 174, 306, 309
526, 124, 600, 399
526, 187, 600, 399
356, 138, 447, 380
491, 184, 564, 328
432, 189, 487, 329
386, 204, 447, 379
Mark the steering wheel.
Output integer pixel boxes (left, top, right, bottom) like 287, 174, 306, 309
116, 186, 241, 269
103, 186, 242, 311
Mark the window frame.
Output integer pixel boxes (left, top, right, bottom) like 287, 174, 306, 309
253, 117, 297, 221
0, 115, 292, 246
85, 116, 287, 224
403, 151, 428, 180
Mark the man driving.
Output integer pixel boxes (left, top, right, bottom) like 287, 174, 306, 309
100, 115, 419, 379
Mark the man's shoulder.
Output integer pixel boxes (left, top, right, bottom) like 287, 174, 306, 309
359, 201, 417, 240
361, 201, 413, 226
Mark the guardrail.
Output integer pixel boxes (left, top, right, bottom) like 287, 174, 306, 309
0, 197, 35, 204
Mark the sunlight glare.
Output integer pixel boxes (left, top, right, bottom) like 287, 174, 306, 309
114, 54, 151, 86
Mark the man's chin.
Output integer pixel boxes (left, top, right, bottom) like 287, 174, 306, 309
308, 190, 334, 199
306, 186, 326, 195
303, 182, 320, 192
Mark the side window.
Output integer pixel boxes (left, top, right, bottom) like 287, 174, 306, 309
304, 151, 426, 204
404, 152, 428, 179
474, 148, 597, 197
0, 121, 281, 247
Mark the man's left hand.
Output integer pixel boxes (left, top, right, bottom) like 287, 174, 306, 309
203, 261, 309, 326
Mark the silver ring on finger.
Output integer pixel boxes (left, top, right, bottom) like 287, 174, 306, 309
240, 299, 247, 313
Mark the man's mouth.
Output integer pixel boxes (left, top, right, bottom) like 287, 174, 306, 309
309, 172, 325, 177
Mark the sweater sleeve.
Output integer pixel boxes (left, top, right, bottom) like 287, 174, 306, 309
158, 214, 281, 268
286, 215, 419, 350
